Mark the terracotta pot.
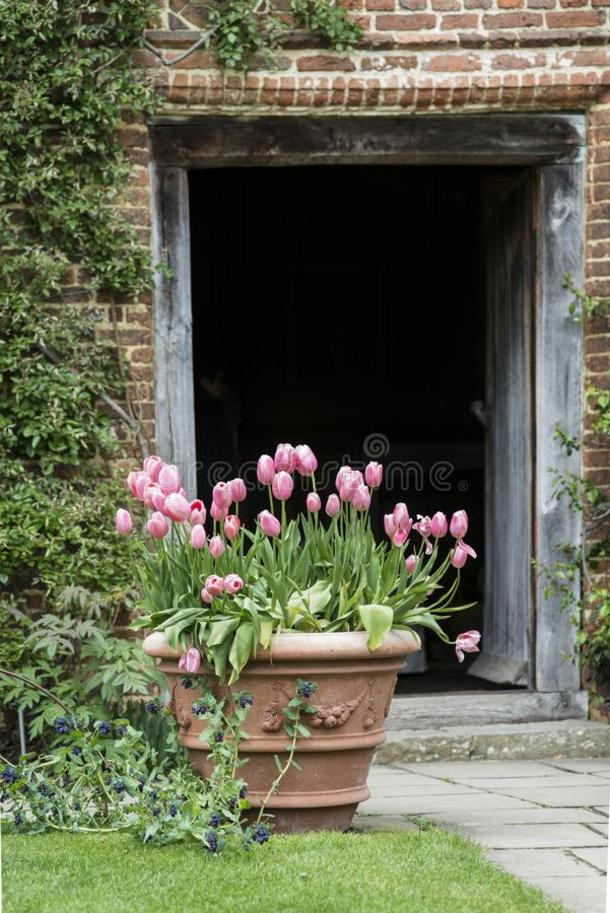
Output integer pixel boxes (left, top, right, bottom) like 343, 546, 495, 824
143, 630, 418, 833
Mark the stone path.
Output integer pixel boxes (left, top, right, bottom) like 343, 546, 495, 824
356, 758, 609, 913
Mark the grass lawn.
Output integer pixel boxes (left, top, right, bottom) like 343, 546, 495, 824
2, 828, 566, 913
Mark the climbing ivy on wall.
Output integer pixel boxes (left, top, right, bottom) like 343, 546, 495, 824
0, 0, 157, 741
539, 281, 610, 716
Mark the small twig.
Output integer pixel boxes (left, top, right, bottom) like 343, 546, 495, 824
144, 26, 218, 68
0, 668, 74, 716
92, 50, 126, 76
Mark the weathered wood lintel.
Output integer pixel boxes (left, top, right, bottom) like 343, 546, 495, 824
150, 114, 585, 169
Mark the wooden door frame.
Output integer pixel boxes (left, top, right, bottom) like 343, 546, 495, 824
150, 113, 586, 698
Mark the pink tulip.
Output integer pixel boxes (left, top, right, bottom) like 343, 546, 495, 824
134, 472, 152, 501
272, 471, 294, 501
147, 511, 169, 540
230, 478, 247, 503
338, 469, 363, 502
455, 630, 481, 663
274, 443, 296, 473
384, 514, 397, 539
126, 471, 139, 497
201, 587, 214, 604
224, 514, 241, 541
191, 507, 206, 526
210, 501, 227, 522
259, 510, 281, 538
450, 546, 468, 569
392, 529, 409, 547
164, 492, 191, 522
430, 512, 448, 538
212, 481, 233, 510
205, 575, 225, 597
450, 510, 469, 539
115, 509, 132, 535
405, 554, 417, 574
209, 536, 225, 559
306, 492, 322, 513
257, 454, 275, 485
158, 464, 181, 495
143, 455, 164, 482
224, 573, 243, 594
190, 525, 206, 549
365, 461, 383, 488
461, 541, 477, 559
325, 494, 341, 518
151, 487, 167, 513
353, 484, 371, 511
393, 503, 411, 532
190, 498, 205, 515
415, 515, 432, 538
295, 444, 318, 477
142, 482, 158, 510
179, 647, 202, 674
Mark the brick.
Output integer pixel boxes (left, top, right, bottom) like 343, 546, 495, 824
441, 12, 480, 26
482, 10, 543, 24
546, 8, 604, 23
399, 0, 428, 8
492, 52, 546, 67
360, 54, 418, 68
297, 55, 356, 71
366, 0, 395, 8
425, 52, 482, 69
375, 12, 437, 26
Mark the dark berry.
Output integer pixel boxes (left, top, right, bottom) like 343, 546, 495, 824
238, 694, 253, 709
181, 676, 193, 689
73, 801, 81, 811
152, 807, 160, 817
71, 746, 82, 757
297, 681, 316, 699
239, 785, 248, 800
115, 725, 127, 736
144, 700, 159, 714
214, 731, 224, 743
192, 701, 208, 716
169, 804, 178, 818
1, 767, 18, 785
54, 717, 71, 735
205, 831, 218, 853
97, 721, 112, 736
209, 811, 222, 828
251, 824, 270, 844
13, 812, 22, 826
112, 779, 125, 794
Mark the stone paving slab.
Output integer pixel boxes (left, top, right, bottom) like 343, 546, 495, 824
366, 759, 609, 913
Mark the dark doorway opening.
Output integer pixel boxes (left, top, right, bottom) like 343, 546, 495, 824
189, 164, 523, 692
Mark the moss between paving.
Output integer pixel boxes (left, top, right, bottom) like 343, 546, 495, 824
2, 828, 567, 913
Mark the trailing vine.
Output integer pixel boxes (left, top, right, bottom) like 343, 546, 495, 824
538, 278, 610, 714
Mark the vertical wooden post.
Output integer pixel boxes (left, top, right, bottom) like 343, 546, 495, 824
534, 163, 584, 692
151, 166, 198, 498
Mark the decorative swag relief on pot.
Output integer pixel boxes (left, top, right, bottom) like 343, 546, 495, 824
118, 443, 481, 832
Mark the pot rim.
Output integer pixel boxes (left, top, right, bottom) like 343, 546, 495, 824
142, 628, 419, 662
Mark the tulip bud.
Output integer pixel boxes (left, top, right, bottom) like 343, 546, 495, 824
272, 471, 294, 501
209, 536, 225, 559
274, 443, 296, 473
190, 507, 205, 526
295, 444, 318, 477
164, 492, 191, 522
224, 573, 243, 594
450, 546, 467, 569
365, 461, 383, 489
127, 471, 140, 497
178, 647, 202, 674
450, 510, 469, 540
259, 510, 281, 538
224, 514, 241, 541
353, 484, 371, 511
392, 529, 409, 547
158, 464, 181, 495
430, 511, 448, 538
142, 482, 158, 510
415, 515, 432, 538
384, 514, 397, 539
212, 481, 233, 510
201, 587, 214, 604
336, 466, 351, 490
115, 509, 133, 535
405, 554, 417, 575
143, 455, 164, 482
230, 478, 247, 503
205, 575, 225, 597
325, 494, 341, 518
134, 472, 152, 501
455, 630, 481, 663
147, 511, 168, 540
151, 487, 167, 513
210, 501, 227, 522
306, 492, 322, 513
190, 525, 206, 549
257, 455, 275, 485
393, 503, 411, 532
